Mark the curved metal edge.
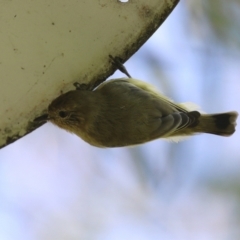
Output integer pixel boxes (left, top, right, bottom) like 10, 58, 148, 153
0, 0, 179, 149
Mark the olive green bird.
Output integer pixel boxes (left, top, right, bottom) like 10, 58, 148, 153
46, 78, 238, 147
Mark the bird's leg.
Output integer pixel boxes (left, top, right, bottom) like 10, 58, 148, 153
73, 55, 132, 91
73, 82, 89, 90
109, 55, 132, 78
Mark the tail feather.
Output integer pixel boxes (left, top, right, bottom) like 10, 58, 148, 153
168, 111, 238, 140
195, 111, 238, 136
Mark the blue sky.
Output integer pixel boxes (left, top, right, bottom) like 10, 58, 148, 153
0, 2, 240, 239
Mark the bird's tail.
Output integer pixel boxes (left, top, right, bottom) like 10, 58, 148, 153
195, 111, 238, 136
169, 111, 238, 139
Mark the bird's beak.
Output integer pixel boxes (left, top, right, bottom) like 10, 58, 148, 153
34, 113, 50, 122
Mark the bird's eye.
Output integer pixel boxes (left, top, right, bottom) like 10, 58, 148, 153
58, 111, 68, 118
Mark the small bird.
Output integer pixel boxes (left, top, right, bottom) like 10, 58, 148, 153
46, 78, 238, 147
